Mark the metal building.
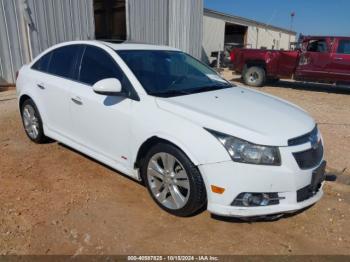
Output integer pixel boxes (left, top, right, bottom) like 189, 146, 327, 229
127, 0, 203, 58
1, 1, 297, 85
0, 0, 95, 85
203, 8, 297, 64
0, 0, 203, 85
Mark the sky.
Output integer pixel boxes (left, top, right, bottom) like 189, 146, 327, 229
204, 0, 350, 36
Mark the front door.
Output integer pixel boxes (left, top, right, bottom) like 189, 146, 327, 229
295, 38, 332, 81
69, 45, 134, 167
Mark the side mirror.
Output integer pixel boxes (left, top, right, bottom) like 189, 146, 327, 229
93, 78, 123, 96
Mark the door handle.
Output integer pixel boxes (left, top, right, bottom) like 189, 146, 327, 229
37, 83, 45, 90
335, 57, 343, 61
71, 96, 83, 105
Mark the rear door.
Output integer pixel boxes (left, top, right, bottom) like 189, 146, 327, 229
328, 39, 350, 83
68, 45, 134, 166
30, 45, 83, 138
295, 38, 332, 81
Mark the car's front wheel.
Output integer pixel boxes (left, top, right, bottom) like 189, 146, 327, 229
141, 143, 206, 217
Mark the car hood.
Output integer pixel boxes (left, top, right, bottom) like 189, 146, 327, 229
156, 87, 315, 146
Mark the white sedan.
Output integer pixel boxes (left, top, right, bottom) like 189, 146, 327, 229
16, 41, 326, 218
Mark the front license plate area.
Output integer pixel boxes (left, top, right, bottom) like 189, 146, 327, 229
311, 161, 326, 193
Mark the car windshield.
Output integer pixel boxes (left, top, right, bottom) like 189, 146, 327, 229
116, 50, 233, 97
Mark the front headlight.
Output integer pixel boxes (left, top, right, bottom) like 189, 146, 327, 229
206, 129, 281, 166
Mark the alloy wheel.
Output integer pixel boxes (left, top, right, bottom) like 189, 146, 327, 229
147, 152, 190, 210
22, 104, 40, 140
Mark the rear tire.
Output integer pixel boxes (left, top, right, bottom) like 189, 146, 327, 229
20, 99, 50, 144
243, 66, 266, 87
141, 143, 207, 217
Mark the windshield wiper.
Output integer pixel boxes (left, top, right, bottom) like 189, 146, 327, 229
187, 84, 232, 94
149, 83, 233, 97
149, 89, 191, 97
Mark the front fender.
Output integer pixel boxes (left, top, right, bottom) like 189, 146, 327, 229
130, 103, 231, 167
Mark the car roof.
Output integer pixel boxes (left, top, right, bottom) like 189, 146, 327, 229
62, 40, 181, 51
43, 40, 181, 53
101, 41, 180, 51
30, 40, 182, 65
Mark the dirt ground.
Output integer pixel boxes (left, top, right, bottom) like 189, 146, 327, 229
0, 74, 350, 255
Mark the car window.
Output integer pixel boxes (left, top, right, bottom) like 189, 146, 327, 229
337, 40, 350, 54
307, 40, 328, 53
32, 52, 52, 72
117, 50, 232, 97
47, 46, 81, 79
79, 46, 125, 86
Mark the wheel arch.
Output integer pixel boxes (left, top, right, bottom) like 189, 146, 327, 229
134, 135, 200, 170
244, 60, 267, 72
19, 93, 47, 128
19, 94, 33, 112
18, 92, 46, 123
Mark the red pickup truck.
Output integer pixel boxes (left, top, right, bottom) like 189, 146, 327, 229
230, 36, 350, 87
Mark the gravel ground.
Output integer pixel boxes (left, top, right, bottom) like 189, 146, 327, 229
0, 77, 349, 255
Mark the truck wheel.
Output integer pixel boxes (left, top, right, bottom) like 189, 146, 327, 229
243, 66, 266, 87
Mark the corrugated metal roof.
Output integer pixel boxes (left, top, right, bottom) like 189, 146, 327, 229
204, 8, 296, 35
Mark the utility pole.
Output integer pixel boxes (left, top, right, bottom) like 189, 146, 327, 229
289, 11, 295, 50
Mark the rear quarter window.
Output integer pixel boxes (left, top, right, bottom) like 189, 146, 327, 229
31, 53, 52, 72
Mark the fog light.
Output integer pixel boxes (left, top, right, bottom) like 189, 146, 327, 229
242, 193, 270, 206
232, 193, 283, 207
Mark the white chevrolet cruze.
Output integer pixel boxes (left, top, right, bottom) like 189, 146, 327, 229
16, 41, 326, 218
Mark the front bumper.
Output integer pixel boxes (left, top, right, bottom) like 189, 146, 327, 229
198, 143, 325, 217
206, 188, 323, 217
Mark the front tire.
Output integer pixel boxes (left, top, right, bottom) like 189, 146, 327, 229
243, 66, 266, 87
141, 143, 206, 217
21, 99, 50, 144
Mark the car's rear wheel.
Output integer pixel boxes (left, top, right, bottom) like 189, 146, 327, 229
141, 143, 206, 217
21, 99, 49, 143
243, 66, 266, 87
